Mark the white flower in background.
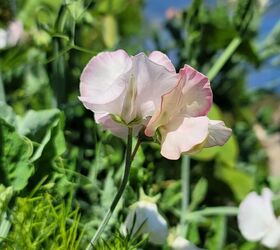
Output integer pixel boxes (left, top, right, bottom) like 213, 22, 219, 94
123, 199, 168, 245
0, 20, 23, 49
171, 236, 203, 250
238, 188, 280, 248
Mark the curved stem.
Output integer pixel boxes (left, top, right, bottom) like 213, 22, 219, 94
86, 128, 133, 250
131, 137, 141, 161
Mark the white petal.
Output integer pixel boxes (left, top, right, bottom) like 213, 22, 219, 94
148, 51, 176, 72
261, 217, 280, 248
80, 50, 132, 107
124, 200, 168, 245
238, 189, 277, 242
204, 120, 232, 147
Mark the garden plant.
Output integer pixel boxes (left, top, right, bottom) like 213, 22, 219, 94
0, 0, 280, 250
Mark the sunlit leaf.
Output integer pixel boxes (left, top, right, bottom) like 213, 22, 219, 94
0, 118, 34, 191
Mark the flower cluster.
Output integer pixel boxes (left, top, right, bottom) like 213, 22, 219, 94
238, 188, 280, 248
79, 50, 231, 159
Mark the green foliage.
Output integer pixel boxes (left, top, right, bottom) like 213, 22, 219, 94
0, 0, 280, 249
1, 192, 83, 250
0, 118, 34, 191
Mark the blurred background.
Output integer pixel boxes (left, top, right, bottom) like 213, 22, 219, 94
0, 0, 280, 249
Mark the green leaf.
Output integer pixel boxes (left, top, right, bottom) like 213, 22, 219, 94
187, 223, 201, 245
205, 216, 226, 250
217, 136, 239, 167
17, 109, 65, 162
189, 178, 208, 211
0, 118, 34, 191
215, 165, 254, 201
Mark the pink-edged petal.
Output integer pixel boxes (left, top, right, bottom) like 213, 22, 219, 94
238, 189, 277, 242
132, 53, 178, 118
179, 65, 212, 116
79, 49, 132, 107
148, 51, 176, 72
145, 65, 212, 137
160, 116, 209, 160
204, 120, 232, 147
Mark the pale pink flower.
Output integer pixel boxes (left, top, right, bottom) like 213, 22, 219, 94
79, 50, 177, 137
145, 65, 231, 160
238, 188, 280, 248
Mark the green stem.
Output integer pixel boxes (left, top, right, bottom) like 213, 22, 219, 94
187, 206, 238, 218
131, 137, 141, 161
207, 37, 242, 81
0, 73, 6, 103
179, 155, 190, 237
86, 128, 133, 250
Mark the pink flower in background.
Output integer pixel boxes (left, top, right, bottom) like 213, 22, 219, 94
145, 65, 231, 160
238, 188, 280, 248
0, 20, 23, 49
79, 50, 177, 137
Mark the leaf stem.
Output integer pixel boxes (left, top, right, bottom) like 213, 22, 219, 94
187, 206, 238, 218
86, 128, 133, 250
207, 37, 242, 81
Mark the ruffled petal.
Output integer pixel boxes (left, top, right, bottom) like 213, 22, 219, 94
148, 51, 176, 72
238, 189, 277, 242
79, 49, 132, 108
132, 53, 178, 118
145, 65, 212, 137
179, 65, 212, 116
204, 120, 232, 147
160, 116, 209, 160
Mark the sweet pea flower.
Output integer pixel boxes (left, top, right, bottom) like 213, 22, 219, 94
238, 188, 280, 248
171, 236, 204, 250
145, 65, 232, 160
123, 199, 168, 245
79, 50, 177, 137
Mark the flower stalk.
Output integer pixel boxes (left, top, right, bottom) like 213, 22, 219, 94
86, 127, 133, 250
179, 155, 190, 237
